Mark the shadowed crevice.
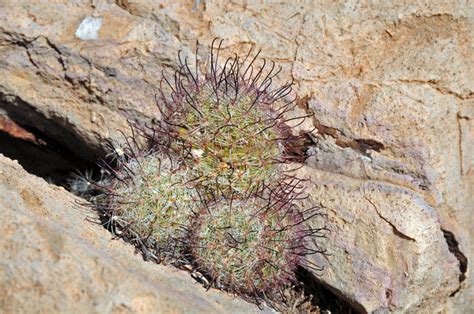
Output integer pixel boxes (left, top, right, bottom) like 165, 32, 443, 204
296, 267, 365, 314
0, 92, 106, 163
0, 96, 100, 186
441, 229, 468, 286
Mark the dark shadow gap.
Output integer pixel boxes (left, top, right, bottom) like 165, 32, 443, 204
296, 267, 365, 314
441, 229, 468, 284
0, 121, 100, 187
0, 93, 105, 163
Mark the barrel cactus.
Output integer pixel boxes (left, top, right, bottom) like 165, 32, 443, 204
190, 180, 319, 295
146, 39, 310, 195
99, 151, 200, 261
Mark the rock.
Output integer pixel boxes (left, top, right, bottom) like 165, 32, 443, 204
0, 154, 263, 313
75, 16, 104, 41
0, 0, 194, 162
0, 0, 472, 313
199, 2, 473, 312
295, 165, 460, 312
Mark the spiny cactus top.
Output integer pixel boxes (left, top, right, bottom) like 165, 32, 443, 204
86, 39, 326, 307
148, 39, 310, 195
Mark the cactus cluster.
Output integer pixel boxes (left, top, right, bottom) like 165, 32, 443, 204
84, 40, 326, 304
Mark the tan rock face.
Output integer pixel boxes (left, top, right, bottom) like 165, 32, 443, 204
295, 166, 460, 312
0, 0, 194, 161
0, 154, 262, 313
0, 0, 472, 313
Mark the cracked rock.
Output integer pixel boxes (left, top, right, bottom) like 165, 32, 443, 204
0, 154, 262, 313
0, 0, 472, 313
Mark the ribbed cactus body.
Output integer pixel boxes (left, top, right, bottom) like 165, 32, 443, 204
85, 40, 326, 304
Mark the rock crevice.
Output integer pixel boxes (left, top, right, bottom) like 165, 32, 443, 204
0, 1, 471, 312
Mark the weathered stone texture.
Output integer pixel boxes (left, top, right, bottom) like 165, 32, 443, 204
0, 0, 472, 312
0, 154, 262, 313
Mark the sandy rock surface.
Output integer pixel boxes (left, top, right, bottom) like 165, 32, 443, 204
0, 154, 263, 313
0, 0, 472, 313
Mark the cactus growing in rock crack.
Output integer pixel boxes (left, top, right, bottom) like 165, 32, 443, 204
91, 147, 202, 263
190, 177, 325, 296
141, 39, 312, 195
79, 39, 326, 306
